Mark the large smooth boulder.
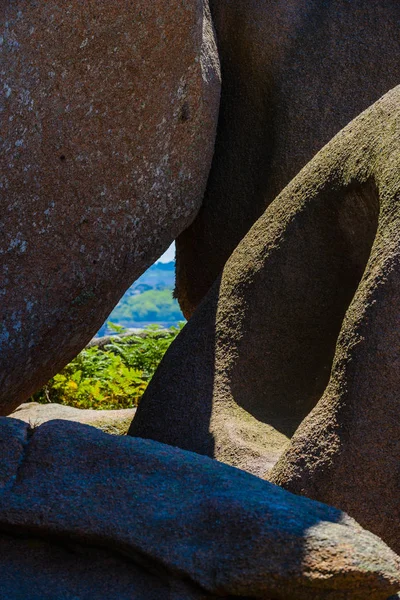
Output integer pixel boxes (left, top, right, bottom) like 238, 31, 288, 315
0, 418, 399, 599
130, 85, 400, 554
0, 0, 220, 414
175, 0, 400, 317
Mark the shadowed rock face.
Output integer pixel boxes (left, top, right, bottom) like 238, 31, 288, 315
175, 0, 400, 318
0, 0, 220, 414
0, 418, 399, 600
130, 85, 400, 553
0, 533, 216, 600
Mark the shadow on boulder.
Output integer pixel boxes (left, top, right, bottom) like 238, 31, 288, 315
0, 418, 399, 599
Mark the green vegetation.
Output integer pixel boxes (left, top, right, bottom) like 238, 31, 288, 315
109, 289, 184, 327
31, 260, 185, 410
31, 324, 183, 410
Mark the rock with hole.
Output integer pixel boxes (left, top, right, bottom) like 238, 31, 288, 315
131, 86, 400, 557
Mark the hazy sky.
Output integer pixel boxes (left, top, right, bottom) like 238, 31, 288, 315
158, 242, 175, 263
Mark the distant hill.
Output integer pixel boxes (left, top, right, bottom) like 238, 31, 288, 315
98, 261, 184, 335
108, 288, 184, 326
127, 261, 175, 293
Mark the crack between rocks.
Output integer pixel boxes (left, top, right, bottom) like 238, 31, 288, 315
0, 422, 35, 498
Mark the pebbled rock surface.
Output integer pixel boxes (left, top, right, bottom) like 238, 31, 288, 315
176, 0, 400, 317
9, 402, 136, 436
131, 84, 400, 554
0, 418, 399, 600
0, 0, 220, 414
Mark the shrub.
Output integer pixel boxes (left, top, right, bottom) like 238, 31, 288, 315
31, 324, 183, 410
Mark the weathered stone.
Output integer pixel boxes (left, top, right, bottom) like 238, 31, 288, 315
175, 0, 400, 317
9, 402, 136, 435
0, 0, 220, 414
0, 418, 399, 600
130, 83, 400, 555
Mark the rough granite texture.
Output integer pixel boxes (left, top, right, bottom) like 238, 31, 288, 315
131, 85, 400, 555
0, 418, 399, 599
9, 402, 136, 436
0, 0, 220, 414
175, 0, 400, 317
